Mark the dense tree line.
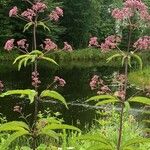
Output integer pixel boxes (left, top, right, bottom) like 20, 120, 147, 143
0, 0, 150, 49
0, 0, 116, 49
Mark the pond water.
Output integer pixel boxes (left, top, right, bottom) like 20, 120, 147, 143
0, 61, 148, 129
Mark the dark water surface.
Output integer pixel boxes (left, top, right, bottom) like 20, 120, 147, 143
0, 61, 148, 128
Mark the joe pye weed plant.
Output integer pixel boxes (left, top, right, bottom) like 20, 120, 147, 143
0, 0, 79, 149
74, 0, 150, 150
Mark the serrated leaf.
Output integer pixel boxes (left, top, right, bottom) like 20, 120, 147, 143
40, 56, 58, 66
0, 130, 29, 150
42, 124, 81, 132
29, 50, 43, 55
0, 89, 37, 104
0, 121, 29, 131
75, 134, 114, 147
96, 99, 119, 106
13, 55, 29, 64
39, 130, 59, 140
86, 95, 117, 102
23, 22, 33, 32
40, 90, 68, 108
131, 54, 143, 70
87, 144, 113, 150
106, 54, 122, 63
18, 58, 25, 70
37, 21, 50, 32
123, 137, 150, 148
128, 96, 150, 105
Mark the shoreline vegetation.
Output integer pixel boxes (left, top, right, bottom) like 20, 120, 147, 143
0, 48, 149, 66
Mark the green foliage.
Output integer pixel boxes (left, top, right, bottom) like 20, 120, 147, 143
23, 22, 34, 33
0, 89, 37, 104
86, 95, 119, 106
13, 50, 58, 70
40, 90, 68, 108
128, 96, 150, 105
128, 67, 150, 90
107, 52, 143, 69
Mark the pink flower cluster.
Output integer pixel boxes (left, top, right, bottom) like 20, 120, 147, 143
17, 39, 28, 49
114, 74, 126, 84
54, 76, 66, 87
63, 42, 73, 52
100, 35, 121, 52
21, 9, 36, 21
0, 81, 4, 92
90, 75, 111, 94
112, 7, 133, 20
49, 7, 63, 21
42, 38, 57, 51
114, 90, 125, 101
32, 2, 47, 12
13, 105, 22, 113
133, 36, 150, 50
9, 6, 18, 17
112, 0, 150, 21
89, 37, 99, 47
32, 71, 41, 88
4, 39, 15, 51
112, 73, 126, 101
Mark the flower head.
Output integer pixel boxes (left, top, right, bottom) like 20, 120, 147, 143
63, 42, 73, 52
100, 35, 121, 52
13, 105, 22, 113
32, 71, 41, 88
112, 0, 150, 21
32, 2, 47, 12
9, 6, 18, 17
55, 7, 63, 16
49, 7, 63, 21
4, 39, 15, 51
17, 39, 28, 49
42, 38, 57, 51
133, 36, 150, 50
21, 9, 36, 21
89, 37, 99, 47
54, 76, 66, 87
114, 90, 125, 101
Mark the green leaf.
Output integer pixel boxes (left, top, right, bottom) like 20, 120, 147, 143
40, 90, 68, 108
37, 21, 50, 32
13, 55, 29, 64
0, 121, 29, 132
39, 56, 58, 66
23, 22, 33, 32
87, 144, 113, 150
0, 89, 37, 104
0, 130, 29, 150
86, 95, 117, 102
123, 137, 150, 148
106, 54, 122, 63
29, 50, 43, 55
18, 57, 26, 70
121, 55, 127, 66
131, 54, 143, 70
39, 130, 59, 140
96, 99, 119, 106
42, 124, 81, 132
128, 96, 150, 105
75, 134, 114, 147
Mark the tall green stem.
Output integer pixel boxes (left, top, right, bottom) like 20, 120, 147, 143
32, 19, 38, 150
117, 24, 132, 150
